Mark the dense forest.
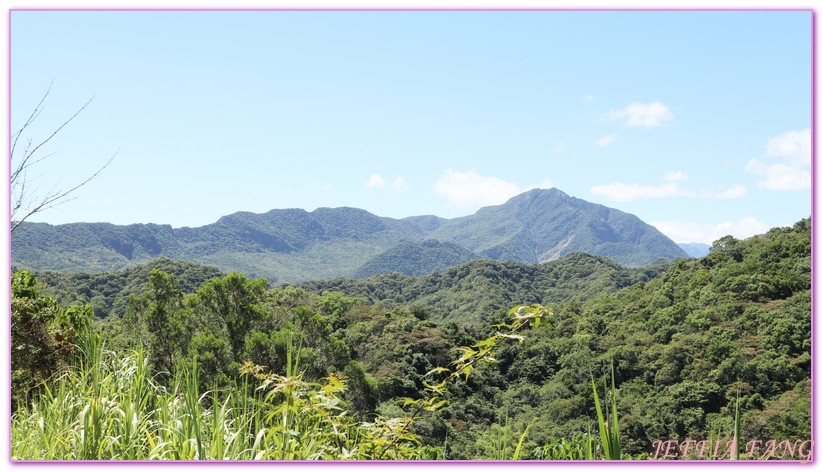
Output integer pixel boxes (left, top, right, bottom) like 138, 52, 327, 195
11, 188, 688, 283
10, 218, 811, 461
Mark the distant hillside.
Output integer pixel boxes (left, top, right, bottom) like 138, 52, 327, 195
12, 188, 688, 283
353, 240, 477, 278
30, 252, 667, 324
303, 252, 669, 325
31, 258, 225, 319
678, 242, 711, 258
428, 188, 686, 266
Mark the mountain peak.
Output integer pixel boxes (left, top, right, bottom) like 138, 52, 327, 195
12, 188, 687, 282
510, 187, 568, 201
429, 187, 687, 266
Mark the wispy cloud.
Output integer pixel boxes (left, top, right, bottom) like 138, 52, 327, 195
391, 176, 409, 193
595, 133, 617, 148
705, 185, 747, 200
554, 142, 566, 154
435, 169, 551, 209
589, 171, 694, 202
766, 129, 811, 165
745, 129, 811, 190
605, 101, 674, 127
650, 217, 768, 244
583, 94, 595, 103
365, 173, 386, 188
591, 172, 746, 202
366, 173, 408, 193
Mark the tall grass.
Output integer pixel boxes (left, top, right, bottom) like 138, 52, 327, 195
14, 303, 553, 461
591, 362, 620, 460
11, 332, 270, 460
12, 330, 432, 461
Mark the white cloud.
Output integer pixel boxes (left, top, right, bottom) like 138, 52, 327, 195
435, 169, 551, 209
583, 94, 595, 103
391, 177, 409, 193
663, 171, 688, 182
365, 173, 385, 188
591, 172, 747, 202
554, 142, 566, 154
589, 171, 694, 202
745, 129, 811, 190
708, 185, 747, 200
650, 217, 769, 244
766, 129, 811, 166
366, 174, 408, 193
605, 101, 674, 127
595, 133, 617, 148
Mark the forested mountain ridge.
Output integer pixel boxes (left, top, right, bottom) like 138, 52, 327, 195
31, 258, 225, 319
303, 253, 667, 325
427, 188, 686, 265
12, 188, 687, 283
33, 252, 665, 324
13, 218, 811, 460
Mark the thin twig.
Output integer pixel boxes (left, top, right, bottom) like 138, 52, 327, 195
11, 150, 117, 232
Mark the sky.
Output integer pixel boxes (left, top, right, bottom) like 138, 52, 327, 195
9, 9, 813, 244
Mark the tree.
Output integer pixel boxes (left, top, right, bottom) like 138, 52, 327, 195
11, 82, 116, 231
123, 269, 186, 375
11, 270, 93, 409
195, 272, 269, 358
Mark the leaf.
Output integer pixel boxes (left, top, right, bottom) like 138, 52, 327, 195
732, 389, 740, 460
512, 422, 532, 460
610, 362, 620, 460
424, 400, 448, 412
424, 366, 449, 377
592, 374, 611, 459
402, 398, 419, 407
473, 337, 496, 349
497, 333, 525, 342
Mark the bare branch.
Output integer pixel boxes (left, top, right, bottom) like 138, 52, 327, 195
11, 150, 118, 232
11, 95, 95, 187
10, 84, 116, 232
10, 79, 53, 164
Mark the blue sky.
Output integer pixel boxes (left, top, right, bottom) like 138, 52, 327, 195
10, 10, 812, 244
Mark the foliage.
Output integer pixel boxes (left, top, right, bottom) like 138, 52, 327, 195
11, 218, 811, 461
305, 253, 666, 325
11, 270, 94, 409
591, 363, 620, 459
32, 257, 224, 319
12, 304, 545, 461
12, 188, 687, 283
354, 239, 477, 278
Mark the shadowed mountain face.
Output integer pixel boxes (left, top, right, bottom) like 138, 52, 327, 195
11, 188, 687, 283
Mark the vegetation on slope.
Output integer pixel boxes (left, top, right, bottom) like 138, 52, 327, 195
12, 189, 688, 283
305, 253, 668, 325
353, 239, 477, 278
32, 258, 225, 319
11, 218, 811, 461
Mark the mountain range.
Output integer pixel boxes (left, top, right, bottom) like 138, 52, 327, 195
11, 188, 688, 283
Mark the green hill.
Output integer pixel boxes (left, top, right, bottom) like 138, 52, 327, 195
16, 218, 811, 460
304, 252, 668, 325
12, 188, 687, 283
31, 258, 225, 319
353, 239, 477, 278
429, 188, 686, 265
